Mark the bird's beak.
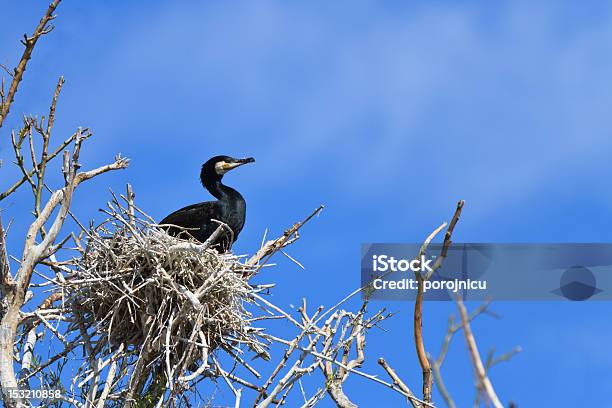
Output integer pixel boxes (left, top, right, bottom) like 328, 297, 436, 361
225, 157, 255, 171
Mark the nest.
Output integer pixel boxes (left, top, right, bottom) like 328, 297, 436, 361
62, 198, 269, 380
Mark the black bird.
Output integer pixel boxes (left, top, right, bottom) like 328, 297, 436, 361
160, 155, 255, 250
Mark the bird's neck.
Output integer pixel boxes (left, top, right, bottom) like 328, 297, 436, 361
207, 180, 244, 204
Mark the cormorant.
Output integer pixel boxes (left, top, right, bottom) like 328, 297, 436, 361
160, 155, 255, 250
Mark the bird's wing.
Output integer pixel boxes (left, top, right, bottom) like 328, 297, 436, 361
159, 201, 220, 230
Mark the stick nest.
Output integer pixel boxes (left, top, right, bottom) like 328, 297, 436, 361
62, 200, 268, 373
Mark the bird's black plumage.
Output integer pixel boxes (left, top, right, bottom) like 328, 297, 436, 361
160, 155, 254, 251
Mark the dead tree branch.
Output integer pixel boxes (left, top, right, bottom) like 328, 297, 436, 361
377, 358, 420, 408
413, 200, 464, 406
427, 300, 494, 408
456, 297, 503, 408
0, 0, 62, 130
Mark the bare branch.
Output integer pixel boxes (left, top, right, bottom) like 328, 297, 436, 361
377, 358, 419, 408
126, 183, 136, 226
247, 205, 324, 269
428, 301, 492, 408
0, 0, 62, 129
0, 217, 15, 289
1, 130, 79, 201
456, 297, 503, 408
413, 200, 464, 405
427, 200, 465, 279
33, 77, 65, 223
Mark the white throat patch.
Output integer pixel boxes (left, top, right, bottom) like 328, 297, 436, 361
215, 161, 228, 175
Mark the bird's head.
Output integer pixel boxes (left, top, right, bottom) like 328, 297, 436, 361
201, 155, 255, 184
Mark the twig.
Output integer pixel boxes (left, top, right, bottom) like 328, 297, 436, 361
0, 0, 62, 129
414, 200, 464, 404
126, 183, 135, 226
1, 130, 79, 201
377, 358, 419, 408
247, 205, 323, 270
456, 297, 503, 408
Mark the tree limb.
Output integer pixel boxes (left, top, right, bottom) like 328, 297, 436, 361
0, 0, 62, 130
456, 297, 503, 408
413, 200, 464, 405
377, 358, 419, 408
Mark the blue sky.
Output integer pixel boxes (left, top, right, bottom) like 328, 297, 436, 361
2, 0, 612, 406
